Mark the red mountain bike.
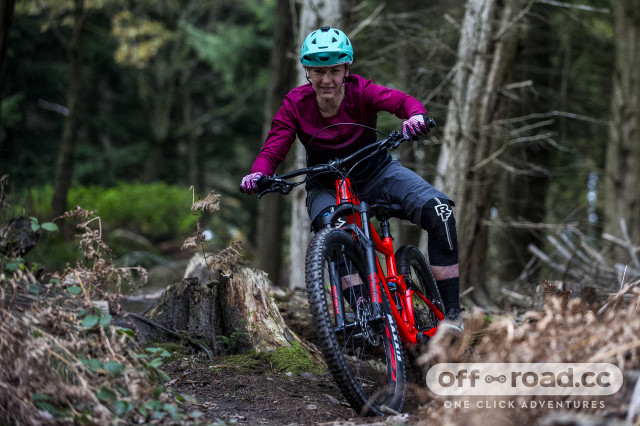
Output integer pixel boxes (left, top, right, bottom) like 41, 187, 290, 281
245, 122, 444, 415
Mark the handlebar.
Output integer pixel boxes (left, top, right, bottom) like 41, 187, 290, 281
240, 119, 436, 198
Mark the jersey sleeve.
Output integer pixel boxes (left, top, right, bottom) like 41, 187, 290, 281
250, 97, 298, 176
361, 78, 427, 119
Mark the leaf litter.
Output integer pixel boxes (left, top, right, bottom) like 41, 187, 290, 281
3, 203, 640, 425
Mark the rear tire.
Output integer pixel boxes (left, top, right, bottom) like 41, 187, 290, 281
396, 245, 444, 342
305, 228, 406, 416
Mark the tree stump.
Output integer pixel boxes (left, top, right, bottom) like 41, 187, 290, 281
129, 253, 316, 359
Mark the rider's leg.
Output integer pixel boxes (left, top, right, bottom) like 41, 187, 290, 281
306, 187, 365, 313
420, 198, 461, 317
306, 187, 337, 232
357, 162, 462, 326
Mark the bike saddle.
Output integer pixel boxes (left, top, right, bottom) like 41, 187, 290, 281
370, 203, 404, 219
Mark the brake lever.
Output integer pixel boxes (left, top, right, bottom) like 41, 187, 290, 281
257, 188, 274, 199
385, 130, 405, 151
257, 177, 294, 198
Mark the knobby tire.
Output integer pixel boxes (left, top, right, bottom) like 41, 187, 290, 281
395, 245, 444, 341
305, 228, 406, 416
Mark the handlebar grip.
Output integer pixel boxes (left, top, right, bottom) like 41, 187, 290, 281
239, 175, 271, 194
256, 175, 271, 190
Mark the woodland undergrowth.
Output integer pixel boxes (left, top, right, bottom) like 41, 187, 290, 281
0, 200, 214, 425
420, 279, 640, 425
2, 177, 639, 425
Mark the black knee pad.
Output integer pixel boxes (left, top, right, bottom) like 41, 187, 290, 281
311, 206, 336, 233
421, 198, 459, 266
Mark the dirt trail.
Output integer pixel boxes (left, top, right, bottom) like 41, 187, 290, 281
162, 288, 434, 425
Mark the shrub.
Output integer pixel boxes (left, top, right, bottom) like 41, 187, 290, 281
23, 182, 198, 241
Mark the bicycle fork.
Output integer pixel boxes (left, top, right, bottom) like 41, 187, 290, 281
358, 202, 385, 321
330, 202, 384, 333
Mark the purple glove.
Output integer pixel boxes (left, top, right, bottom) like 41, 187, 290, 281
402, 114, 430, 141
241, 172, 263, 195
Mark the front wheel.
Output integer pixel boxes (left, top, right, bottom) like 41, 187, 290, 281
305, 228, 406, 416
396, 245, 444, 342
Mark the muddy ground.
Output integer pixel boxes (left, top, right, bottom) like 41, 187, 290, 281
161, 288, 437, 425
162, 355, 434, 425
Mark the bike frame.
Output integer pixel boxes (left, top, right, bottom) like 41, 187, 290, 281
332, 177, 444, 346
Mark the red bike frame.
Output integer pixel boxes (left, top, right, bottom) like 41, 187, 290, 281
336, 177, 444, 346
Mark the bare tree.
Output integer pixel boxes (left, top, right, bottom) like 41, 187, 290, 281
257, 0, 296, 287
288, 0, 344, 288
434, 0, 528, 304
0, 0, 16, 111
603, 0, 640, 262
51, 0, 88, 218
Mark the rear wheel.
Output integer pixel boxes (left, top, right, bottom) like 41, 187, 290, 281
305, 228, 406, 416
396, 245, 444, 341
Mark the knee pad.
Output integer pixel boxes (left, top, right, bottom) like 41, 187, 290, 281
421, 198, 459, 266
311, 206, 336, 233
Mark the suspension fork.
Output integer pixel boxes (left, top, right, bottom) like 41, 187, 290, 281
328, 258, 347, 330
358, 202, 384, 318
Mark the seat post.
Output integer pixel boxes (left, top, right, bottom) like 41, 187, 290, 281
379, 218, 391, 239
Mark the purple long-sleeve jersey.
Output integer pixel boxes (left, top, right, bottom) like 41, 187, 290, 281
251, 74, 427, 176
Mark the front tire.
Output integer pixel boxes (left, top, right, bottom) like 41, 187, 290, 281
305, 228, 406, 416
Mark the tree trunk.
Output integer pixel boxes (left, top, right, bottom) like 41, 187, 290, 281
137, 62, 175, 183
395, 0, 423, 249
134, 253, 311, 356
288, 0, 344, 288
434, 0, 524, 305
51, 0, 87, 218
493, 148, 549, 284
603, 0, 640, 263
257, 0, 296, 288
492, 7, 552, 287
0, 0, 16, 110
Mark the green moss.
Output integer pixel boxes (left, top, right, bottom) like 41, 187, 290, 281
212, 343, 324, 375
258, 342, 324, 375
146, 341, 190, 364
214, 351, 263, 374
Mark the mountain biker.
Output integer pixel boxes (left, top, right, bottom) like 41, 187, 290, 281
241, 26, 463, 331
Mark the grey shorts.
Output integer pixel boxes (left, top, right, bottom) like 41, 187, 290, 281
305, 160, 451, 230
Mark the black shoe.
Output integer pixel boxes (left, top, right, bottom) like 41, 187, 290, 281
440, 308, 464, 332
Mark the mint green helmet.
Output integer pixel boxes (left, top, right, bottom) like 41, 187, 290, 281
300, 26, 353, 67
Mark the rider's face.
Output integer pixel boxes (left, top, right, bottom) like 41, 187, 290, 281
306, 65, 348, 102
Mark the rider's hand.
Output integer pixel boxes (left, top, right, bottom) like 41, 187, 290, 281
402, 114, 430, 141
240, 172, 264, 195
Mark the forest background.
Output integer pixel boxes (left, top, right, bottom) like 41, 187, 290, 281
1, 0, 638, 310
